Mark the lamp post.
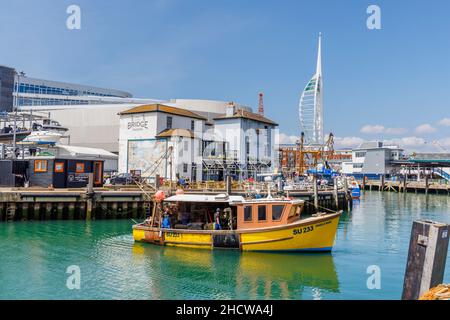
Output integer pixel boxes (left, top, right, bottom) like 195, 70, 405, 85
12, 73, 19, 159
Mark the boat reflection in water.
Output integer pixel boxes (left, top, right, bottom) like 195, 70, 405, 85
132, 244, 339, 300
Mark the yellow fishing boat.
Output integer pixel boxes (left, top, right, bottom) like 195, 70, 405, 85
132, 193, 341, 252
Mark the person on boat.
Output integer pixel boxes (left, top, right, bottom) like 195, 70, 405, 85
161, 205, 171, 229
178, 176, 186, 188
214, 208, 222, 230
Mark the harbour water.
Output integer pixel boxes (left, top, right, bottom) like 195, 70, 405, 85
1, 191, 449, 300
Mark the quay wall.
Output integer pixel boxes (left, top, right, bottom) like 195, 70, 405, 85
0, 187, 352, 222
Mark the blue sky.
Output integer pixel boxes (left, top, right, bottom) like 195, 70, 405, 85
1, 0, 449, 151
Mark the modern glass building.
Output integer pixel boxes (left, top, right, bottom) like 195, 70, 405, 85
299, 33, 323, 146
0, 65, 16, 112
0, 65, 132, 111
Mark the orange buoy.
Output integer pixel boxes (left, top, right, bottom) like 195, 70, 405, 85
154, 190, 166, 202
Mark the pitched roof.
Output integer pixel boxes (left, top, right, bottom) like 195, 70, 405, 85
213, 109, 278, 126
156, 128, 195, 139
119, 104, 207, 120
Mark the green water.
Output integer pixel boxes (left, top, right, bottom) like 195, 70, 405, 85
1, 191, 449, 300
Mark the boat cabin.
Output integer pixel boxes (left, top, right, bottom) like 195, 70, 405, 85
160, 194, 304, 231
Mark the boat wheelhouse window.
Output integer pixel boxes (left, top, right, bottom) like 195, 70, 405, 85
244, 206, 252, 222
272, 205, 284, 221
288, 204, 301, 218
34, 160, 48, 173
258, 205, 267, 221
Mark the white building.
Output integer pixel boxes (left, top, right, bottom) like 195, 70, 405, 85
118, 103, 278, 182
213, 104, 278, 178
20, 98, 251, 153
118, 104, 207, 181
343, 141, 404, 177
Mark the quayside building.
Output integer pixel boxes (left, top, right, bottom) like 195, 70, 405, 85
0, 65, 251, 153
118, 103, 278, 182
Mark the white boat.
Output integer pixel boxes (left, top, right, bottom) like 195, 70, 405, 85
41, 119, 68, 135
22, 130, 62, 145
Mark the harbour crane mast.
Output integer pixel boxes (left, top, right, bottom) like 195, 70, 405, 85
294, 132, 335, 175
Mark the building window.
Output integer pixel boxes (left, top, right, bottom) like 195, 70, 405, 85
245, 137, 250, 155
183, 163, 188, 173
353, 163, 364, 169
258, 205, 267, 221
355, 152, 366, 158
76, 163, 85, 173
166, 116, 172, 129
191, 120, 195, 131
55, 162, 65, 173
34, 160, 48, 173
244, 206, 252, 222
272, 205, 285, 221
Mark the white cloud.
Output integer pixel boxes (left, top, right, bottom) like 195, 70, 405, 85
385, 127, 407, 135
334, 136, 364, 148
360, 125, 407, 135
279, 132, 449, 153
360, 125, 385, 134
278, 133, 298, 145
438, 137, 450, 147
438, 118, 450, 126
384, 136, 426, 147
414, 123, 437, 134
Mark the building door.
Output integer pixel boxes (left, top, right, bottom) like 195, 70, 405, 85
191, 164, 197, 182
93, 161, 103, 186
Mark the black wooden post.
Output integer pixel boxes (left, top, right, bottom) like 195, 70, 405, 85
403, 170, 407, 193
333, 177, 339, 210
402, 220, 450, 300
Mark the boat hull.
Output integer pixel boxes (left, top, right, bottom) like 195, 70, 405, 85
133, 212, 341, 252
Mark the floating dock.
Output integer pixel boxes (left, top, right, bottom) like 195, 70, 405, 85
359, 178, 450, 195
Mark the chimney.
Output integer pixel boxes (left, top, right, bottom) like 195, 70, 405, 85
226, 102, 235, 117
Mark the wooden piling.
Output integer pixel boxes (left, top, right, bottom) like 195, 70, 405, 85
313, 176, 318, 212
131, 202, 138, 218
403, 173, 407, 193
68, 203, 75, 220
333, 178, 339, 210
226, 175, 232, 195
402, 220, 450, 300
155, 174, 161, 189
86, 173, 94, 220
380, 175, 385, 191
